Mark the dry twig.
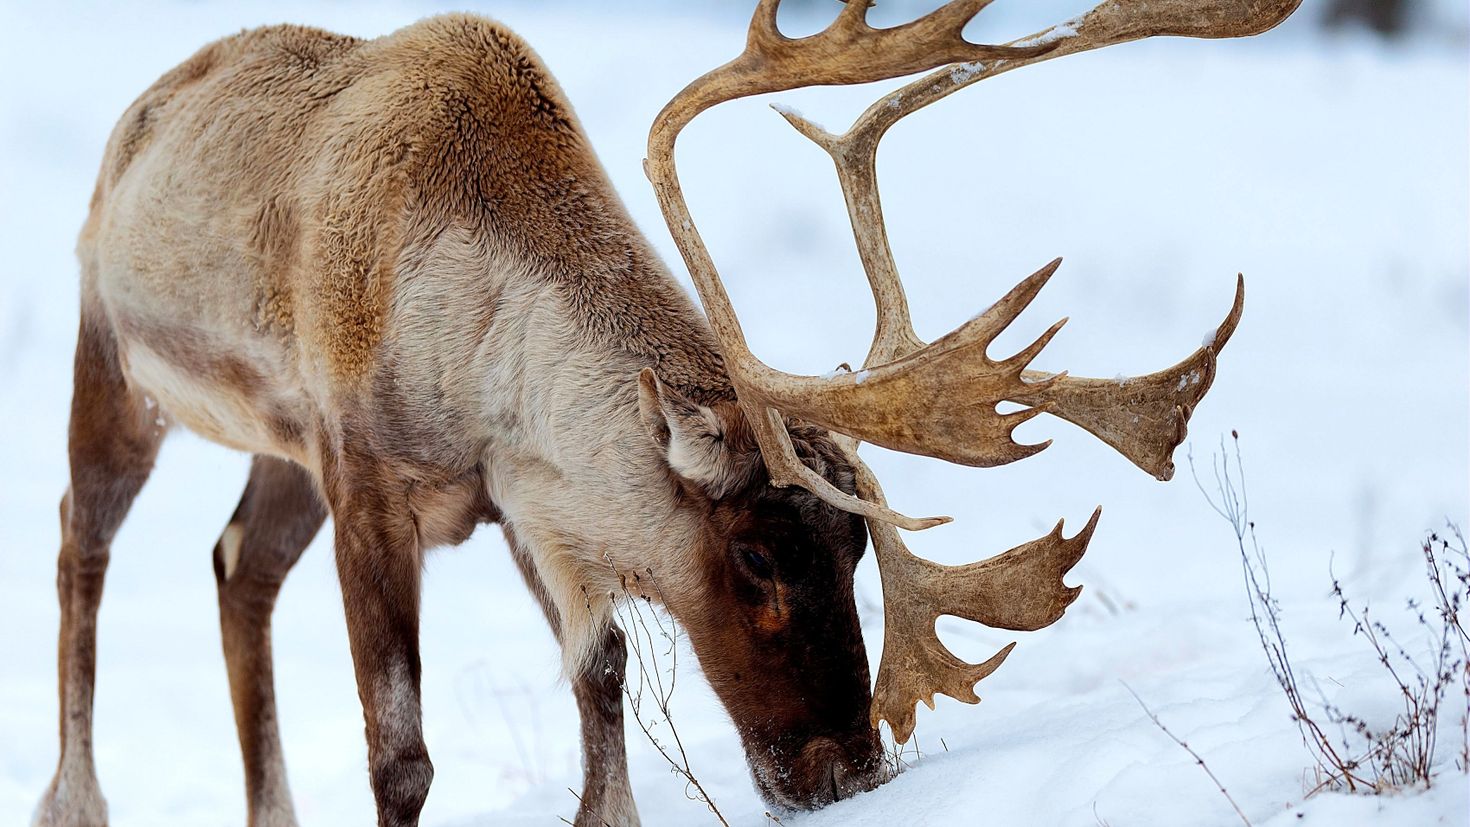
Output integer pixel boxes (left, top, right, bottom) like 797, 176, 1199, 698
1122, 682, 1251, 827
589, 564, 730, 826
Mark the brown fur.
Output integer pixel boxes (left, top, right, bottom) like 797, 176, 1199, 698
40, 15, 885, 827
676, 427, 886, 809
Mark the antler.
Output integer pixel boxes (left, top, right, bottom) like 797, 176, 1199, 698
646, 0, 1299, 741
774, 0, 1268, 481
851, 449, 1102, 743
646, 0, 1295, 522
646, 0, 1061, 529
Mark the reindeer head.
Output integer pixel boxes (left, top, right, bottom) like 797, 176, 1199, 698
639, 0, 1298, 809
638, 369, 886, 806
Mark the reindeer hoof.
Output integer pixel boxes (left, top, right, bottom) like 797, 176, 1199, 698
32, 774, 108, 827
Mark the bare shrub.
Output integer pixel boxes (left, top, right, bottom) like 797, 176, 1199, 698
588, 566, 730, 826
1321, 527, 1469, 791
1192, 433, 1470, 794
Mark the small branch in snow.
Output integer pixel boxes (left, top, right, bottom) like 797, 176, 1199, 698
561, 787, 611, 827
1122, 682, 1252, 827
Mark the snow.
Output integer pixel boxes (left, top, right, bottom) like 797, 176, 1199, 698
949, 61, 988, 85
769, 102, 807, 123
1, 2, 1466, 826
1015, 21, 1080, 50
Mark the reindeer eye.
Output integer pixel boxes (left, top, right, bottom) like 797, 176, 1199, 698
739, 546, 773, 579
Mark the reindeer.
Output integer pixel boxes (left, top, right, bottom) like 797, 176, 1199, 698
35, 0, 1299, 825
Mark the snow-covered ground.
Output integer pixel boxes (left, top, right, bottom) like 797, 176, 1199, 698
1, 1, 1466, 825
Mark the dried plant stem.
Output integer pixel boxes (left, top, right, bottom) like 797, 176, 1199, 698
561, 787, 612, 827
1190, 434, 1369, 791
1193, 433, 1469, 794
591, 565, 730, 826
1122, 682, 1251, 827
1443, 525, 1470, 774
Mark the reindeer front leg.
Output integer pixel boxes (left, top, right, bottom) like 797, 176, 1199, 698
503, 528, 640, 827
569, 624, 637, 827
324, 456, 434, 827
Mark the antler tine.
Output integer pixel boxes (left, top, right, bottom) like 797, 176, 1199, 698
849, 450, 1099, 743
1013, 275, 1246, 480
665, 0, 1055, 135
749, 0, 781, 38
832, 0, 874, 29
748, 405, 953, 532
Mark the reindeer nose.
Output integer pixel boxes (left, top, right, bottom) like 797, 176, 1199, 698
802, 735, 891, 804
832, 750, 893, 799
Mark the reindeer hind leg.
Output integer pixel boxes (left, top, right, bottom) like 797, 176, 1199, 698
36, 310, 165, 827
214, 455, 327, 827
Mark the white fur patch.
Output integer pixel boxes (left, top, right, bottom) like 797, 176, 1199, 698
121, 342, 274, 455
219, 523, 245, 581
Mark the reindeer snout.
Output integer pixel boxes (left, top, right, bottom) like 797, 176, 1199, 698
830, 745, 894, 800
777, 733, 891, 809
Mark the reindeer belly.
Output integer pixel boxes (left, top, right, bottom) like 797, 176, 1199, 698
115, 326, 307, 460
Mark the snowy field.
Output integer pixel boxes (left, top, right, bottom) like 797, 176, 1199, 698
1, 1, 1467, 825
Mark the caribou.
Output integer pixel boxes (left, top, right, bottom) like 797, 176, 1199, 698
35, 0, 1299, 824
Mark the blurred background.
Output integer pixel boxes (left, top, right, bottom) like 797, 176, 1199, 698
1, 1, 1466, 825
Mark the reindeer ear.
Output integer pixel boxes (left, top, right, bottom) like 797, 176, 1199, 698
637, 368, 754, 498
